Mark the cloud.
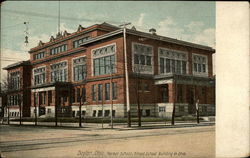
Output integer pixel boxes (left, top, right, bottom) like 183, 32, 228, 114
137, 13, 145, 27
1, 48, 30, 80
156, 17, 215, 48
60, 23, 75, 33
193, 28, 215, 48
157, 17, 185, 39
185, 21, 204, 32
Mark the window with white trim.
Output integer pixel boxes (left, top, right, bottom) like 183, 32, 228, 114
192, 54, 208, 76
73, 57, 86, 81
132, 43, 153, 75
9, 71, 20, 90
34, 52, 45, 60
73, 36, 90, 48
51, 61, 67, 82
33, 67, 45, 85
92, 44, 116, 76
158, 48, 187, 75
50, 44, 67, 55
159, 107, 166, 112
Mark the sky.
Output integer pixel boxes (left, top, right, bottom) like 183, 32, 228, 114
0, 1, 215, 80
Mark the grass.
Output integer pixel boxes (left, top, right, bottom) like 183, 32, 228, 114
10, 116, 203, 123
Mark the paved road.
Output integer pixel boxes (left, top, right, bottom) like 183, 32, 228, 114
0, 124, 215, 158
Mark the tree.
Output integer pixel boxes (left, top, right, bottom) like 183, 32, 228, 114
133, 65, 142, 127
0, 77, 9, 123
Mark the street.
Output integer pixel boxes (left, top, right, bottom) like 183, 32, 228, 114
0, 124, 215, 158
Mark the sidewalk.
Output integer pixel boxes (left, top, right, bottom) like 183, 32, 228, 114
1, 120, 215, 130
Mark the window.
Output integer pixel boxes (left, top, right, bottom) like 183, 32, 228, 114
160, 58, 164, 74
144, 83, 150, 91
77, 88, 81, 102
98, 84, 103, 101
104, 110, 110, 117
43, 92, 46, 104
33, 67, 45, 85
112, 82, 117, 100
82, 88, 86, 102
77, 111, 80, 116
146, 56, 152, 66
179, 106, 185, 112
98, 110, 102, 117
9, 71, 20, 90
73, 36, 90, 48
202, 106, 207, 113
50, 44, 67, 55
48, 91, 52, 105
177, 85, 183, 102
47, 109, 51, 114
145, 109, 150, 117
134, 54, 139, 64
92, 44, 116, 76
158, 48, 187, 75
71, 89, 75, 103
159, 107, 166, 112
34, 52, 45, 60
39, 93, 43, 105
112, 110, 116, 117
92, 110, 96, 117
105, 83, 110, 100
133, 43, 153, 74
92, 85, 96, 101
34, 93, 37, 106
162, 85, 168, 103
193, 54, 208, 75
51, 61, 67, 82
73, 57, 86, 81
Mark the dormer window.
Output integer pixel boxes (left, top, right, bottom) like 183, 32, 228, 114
34, 52, 45, 60
50, 44, 67, 55
73, 36, 90, 48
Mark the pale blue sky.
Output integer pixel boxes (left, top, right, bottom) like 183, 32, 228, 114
0, 1, 215, 79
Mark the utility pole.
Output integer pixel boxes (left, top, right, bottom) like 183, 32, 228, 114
119, 22, 131, 127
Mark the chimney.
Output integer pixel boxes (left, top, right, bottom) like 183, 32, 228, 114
149, 28, 156, 35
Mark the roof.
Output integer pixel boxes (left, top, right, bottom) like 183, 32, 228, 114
3, 60, 30, 70
80, 25, 215, 52
28, 22, 119, 53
